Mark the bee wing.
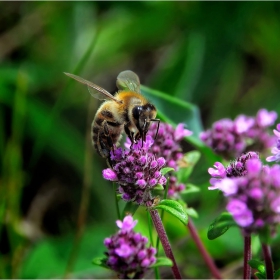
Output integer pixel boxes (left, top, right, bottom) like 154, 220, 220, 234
116, 70, 141, 93
64, 72, 122, 104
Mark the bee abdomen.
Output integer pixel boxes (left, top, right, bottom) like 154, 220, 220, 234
91, 116, 124, 158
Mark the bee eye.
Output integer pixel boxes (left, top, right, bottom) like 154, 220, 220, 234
132, 106, 142, 120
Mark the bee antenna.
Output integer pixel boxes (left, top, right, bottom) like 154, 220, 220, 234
151, 119, 160, 140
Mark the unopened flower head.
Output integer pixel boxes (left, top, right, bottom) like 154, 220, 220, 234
167, 175, 186, 199
103, 135, 167, 205
104, 215, 157, 279
209, 156, 280, 235
267, 123, 280, 163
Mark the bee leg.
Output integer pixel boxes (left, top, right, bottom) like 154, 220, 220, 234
124, 124, 135, 148
103, 120, 115, 155
96, 132, 110, 158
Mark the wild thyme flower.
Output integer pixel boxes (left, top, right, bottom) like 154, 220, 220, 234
104, 215, 157, 279
209, 152, 280, 235
218, 159, 280, 235
147, 122, 192, 199
200, 118, 246, 159
103, 135, 167, 205
124, 122, 192, 199
242, 109, 277, 152
208, 151, 259, 189
200, 109, 277, 159
125, 122, 192, 171
267, 123, 280, 163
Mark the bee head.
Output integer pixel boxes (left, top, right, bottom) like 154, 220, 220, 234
132, 103, 158, 142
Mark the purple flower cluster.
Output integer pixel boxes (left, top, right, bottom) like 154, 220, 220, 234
147, 122, 192, 198
125, 123, 192, 171
200, 109, 277, 159
200, 118, 246, 159
103, 135, 167, 205
104, 215, 157, 279
267, 123, 280, 163
209, 155, 280, 235
124, 123, 192, 199
208, 151, 260, 188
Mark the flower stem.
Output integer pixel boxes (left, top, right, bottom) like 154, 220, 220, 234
147, 211, 160, 279
149, 208, 182, 279
261, 243, 274, 279
187, 218, 222, 279
243, 235, 251, 279
64, 103, 93, 278
113, 183, 121, 220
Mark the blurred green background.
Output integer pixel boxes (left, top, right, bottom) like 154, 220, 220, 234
1, 1, 280, 279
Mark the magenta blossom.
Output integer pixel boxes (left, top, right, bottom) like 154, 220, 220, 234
103, 135, 167, 205
200, 118, 246, 159
209, 157, 280, 235
104, 215, 157, 279
201, 109, 277, 159
125, 122, 193, 199
208, 151, 259, 189
125, 122, 192, 171
267, 123, 280, 163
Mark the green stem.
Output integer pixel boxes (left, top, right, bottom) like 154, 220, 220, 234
114, 183, 121, 220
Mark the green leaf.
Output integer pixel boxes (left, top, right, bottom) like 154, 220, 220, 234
153, 184, 164, 191
141, 85, 203, 138
207, 212, 237, 240
185, 207, 199, 218
274, 268, 280, 279
248, 260, 265, 274
92, 257, 109, 269
161, 167, 174, 175
181, 183, 201, 195
122, 201, 139, 219
150, 257, 173, 268
177, 151, 201, 182
20, 224, 110, 278
153, 199, 188, 225
255, 272, 267, 279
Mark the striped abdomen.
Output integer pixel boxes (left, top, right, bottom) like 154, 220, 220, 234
91, 102, 124, 158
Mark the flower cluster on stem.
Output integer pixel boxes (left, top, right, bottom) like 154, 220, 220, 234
104, 215, 157, 279
209, 154, 280, 235
200, 109, 277, 159
125, 122, 192, 199
103, 135, 166, 205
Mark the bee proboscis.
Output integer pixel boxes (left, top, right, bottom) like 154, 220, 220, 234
64, 70, 160, 161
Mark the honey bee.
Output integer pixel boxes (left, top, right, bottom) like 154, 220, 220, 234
64, 70, 160, 161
